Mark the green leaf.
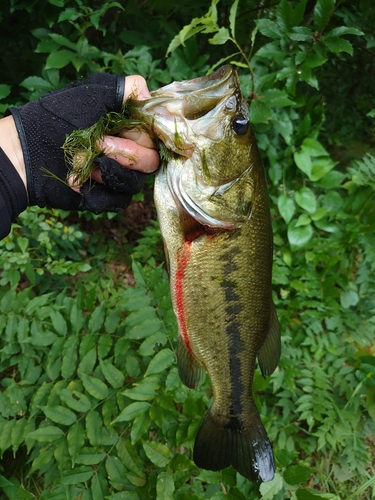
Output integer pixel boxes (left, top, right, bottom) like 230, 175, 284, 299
61, 336, 78, 379
289, 26, 313, 42
25, 329, 58, 347
43, 405, 77, 426
88, 302, 105, 333
11, 418, 26, 454
259, 473, 283, 500
100, 360, 125, 388
340, 289, 359, 309
310, 158, 337, 181
138, 331, 167, 357
78, 347, 97, 375
156, 471, 175, 499
91, 473, 109, 500
106, 455, 127, 484
296, 214, 311, 227
262, 89, 295, 108
0, 475, 13, 487
278, 194, 295, 223
295, 188, 317, 213
256, 19, 283, 39
98, 335, 113, 359
76, 450, 106, 465
250, 99, 272, 124
276, 0, 294, 31
275, 449, 297, 468
49, 33, 77, 50
294, 150, 312, 178
20, 76, 53, 93
326, 26, 364, 38
288, 221, 313, 248
124, 306, 158, 327
296, 488, 339, 499
80, 374, 109, 400
323, 37, 353, 55
45, 49, 75, 69
229, 0, 239, 38
112, 402, 150, 424
256, 42, 285, 61
116, 439, 144, 474
67, 422, 85, 466
209, 27, 230, 45
283, 465, 314, 485
143, 441, 172, 468
59, 466, 94, 484
70, 302, 84, 334
59, 388, 91, 412
313, 0, 335, 32
123, 376, 161, 401
50, 310, 67, 336
144, 348, 175, 377
166, 22, 207, 55
16, 236, 29, 253
127, 317, 163, 339
301, 138, 329, 157
131, 412, 152, 443
126, 470, 148, 488
0, 84, 11, 100
105, 310, 121, 334
30, 446, 55, 473
27, 425, 64, 442
86, 411, 102, 447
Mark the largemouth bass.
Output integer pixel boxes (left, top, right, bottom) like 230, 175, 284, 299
139, 65, 281, 483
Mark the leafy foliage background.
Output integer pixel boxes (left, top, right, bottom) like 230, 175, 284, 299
0, 0, 375, 498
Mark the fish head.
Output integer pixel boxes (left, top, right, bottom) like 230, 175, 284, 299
138, 66, 262, 229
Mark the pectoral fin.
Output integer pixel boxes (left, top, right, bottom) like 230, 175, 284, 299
257, 302, 281, 378
177, 334, 206, 389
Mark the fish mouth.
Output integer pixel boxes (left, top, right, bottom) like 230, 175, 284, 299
137, 65, 238, 156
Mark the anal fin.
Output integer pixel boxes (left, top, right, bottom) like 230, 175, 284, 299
177, 333, 206, 389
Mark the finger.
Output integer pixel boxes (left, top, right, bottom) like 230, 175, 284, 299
124, 75, 152, 102
119, 130, 157, 150
100, 136, 159, 173
90, 167, 103, 183
67, 174, 83, 193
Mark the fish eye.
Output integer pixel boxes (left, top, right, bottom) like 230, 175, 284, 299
232, 116, 249, 135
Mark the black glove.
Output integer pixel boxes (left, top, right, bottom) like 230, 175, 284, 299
6, 73, 147, 213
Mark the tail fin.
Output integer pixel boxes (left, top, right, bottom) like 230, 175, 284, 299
193, 408, 275, 483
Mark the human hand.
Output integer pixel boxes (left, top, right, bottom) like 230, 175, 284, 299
7, 73, 159, 213
68, 75, 159, 194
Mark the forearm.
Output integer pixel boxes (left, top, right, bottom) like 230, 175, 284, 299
0, 145, 28, 239
0, 115, 27, 192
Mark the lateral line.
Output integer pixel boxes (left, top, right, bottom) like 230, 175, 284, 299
175, 241, 193, 354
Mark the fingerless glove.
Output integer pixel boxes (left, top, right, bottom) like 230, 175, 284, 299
0, 148, 28, 239
6, 73, 146, 213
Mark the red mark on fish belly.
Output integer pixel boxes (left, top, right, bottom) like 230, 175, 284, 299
175, 241, 193, 355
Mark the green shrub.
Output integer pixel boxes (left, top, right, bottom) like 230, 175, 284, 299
0, 0, 374, 498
